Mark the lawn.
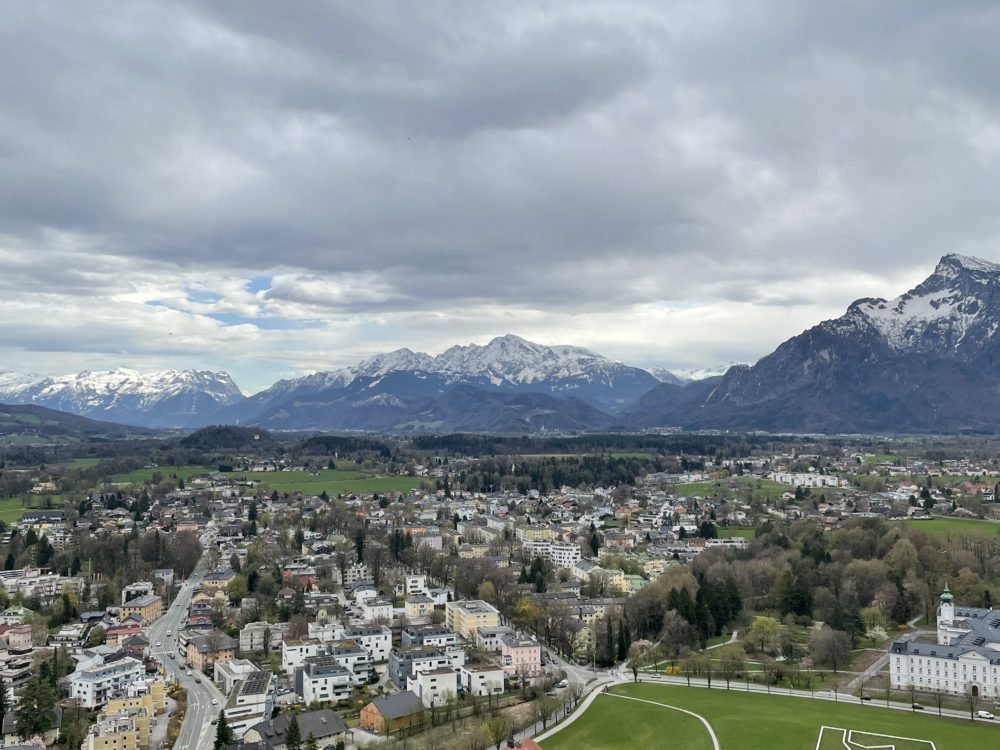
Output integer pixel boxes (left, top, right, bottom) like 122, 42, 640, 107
541, 683, 1000, 750
221, 469, 426, 496
895, 517, 1000, 539
0, 496, 50, 523
717, 526, 755, 539
109, 464, 212, 484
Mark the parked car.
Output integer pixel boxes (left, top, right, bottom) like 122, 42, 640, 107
860, 695, 872, 701
555, 680, 568, 689
912, 703, 924, 711
976, 710, 995, 720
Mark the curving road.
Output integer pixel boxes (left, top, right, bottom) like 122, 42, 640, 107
147, 559, 226, 750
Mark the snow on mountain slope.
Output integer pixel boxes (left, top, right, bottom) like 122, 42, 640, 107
0, 368, 244, 426
839, 253, 1000, 354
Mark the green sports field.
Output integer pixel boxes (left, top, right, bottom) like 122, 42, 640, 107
895, 517, 1000, 538
541, 683, 999, 750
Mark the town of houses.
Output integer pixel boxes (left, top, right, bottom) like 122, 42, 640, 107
3, 443, 1000, 749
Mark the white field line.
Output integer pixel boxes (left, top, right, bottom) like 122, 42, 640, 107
605, 693, 721, 750
815, 726, 936, 750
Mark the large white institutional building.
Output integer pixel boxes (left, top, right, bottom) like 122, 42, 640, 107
889, 584, 1000, 698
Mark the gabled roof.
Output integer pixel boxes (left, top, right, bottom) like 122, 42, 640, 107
369, 690, 423, 719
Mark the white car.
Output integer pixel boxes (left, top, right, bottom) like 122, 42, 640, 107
155, 641, 161, 647
186, 670, 193, 676
166, 630, 172, 635
977, 710, 995, 720
211, 698, 219, 705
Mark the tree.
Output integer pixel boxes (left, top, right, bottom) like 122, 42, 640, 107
747, 615, 781, 655
809, 628, 852, 674
588, 532, 600, 557
304, 733, 318, 750
0, 674, 8, 732
481, 715, 511, 750
965, 685, 981, 720
533, 694, 559, 731
620, 641, 641, 682
718, 644, 745, 690
286, 713, 301, 750
214, 711, 233, 749
16, 676, 56, 740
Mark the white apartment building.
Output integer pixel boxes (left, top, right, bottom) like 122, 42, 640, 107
69, 655, 144, 708
408, 666, 459, 708
343, 625, 393, 663
281, 639, 324, 674
459, 664, 505, 697
223, 671, 277, 738
521, 540, 582, 570
295, 656, 353, 705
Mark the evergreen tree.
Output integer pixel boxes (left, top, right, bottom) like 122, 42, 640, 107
214, 710, 233, 749
305, 733, 319, 750
286, 713, 302, 750
617, 619, 628, 661
605, 620, 615, 667
0, 674, 8, 732
16, 676, 55, 740
588, 532, 600, 557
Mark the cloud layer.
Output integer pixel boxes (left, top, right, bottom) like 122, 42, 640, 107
2, 1, 999, 391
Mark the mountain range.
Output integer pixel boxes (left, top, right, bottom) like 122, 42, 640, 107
3, 253, 1000, 434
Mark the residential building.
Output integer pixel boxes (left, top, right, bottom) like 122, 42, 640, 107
119, 594, 162, 625
343, 624, 392, 662
445, 600, 500, 639
360, 691, 425, 736
223, 670, 278, 738
244, 709, 347, 750
408, 666, 459, 708
401, 624, 461, 649
389, 645, 450, 689
500, 634, 542, 677
240, 621, 289, 653
326, 639, 374, 684
186, 631, 236, 672
281, 638, 324, 674
295, 655, 353, 704
459, 663, 505, 697
69, 654, 145, 708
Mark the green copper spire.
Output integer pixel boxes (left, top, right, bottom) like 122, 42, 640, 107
940, 582, 953, 603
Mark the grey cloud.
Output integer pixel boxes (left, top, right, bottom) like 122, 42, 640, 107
1, 2, 1000, 376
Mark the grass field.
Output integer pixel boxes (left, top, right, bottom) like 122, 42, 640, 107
718, 526, 755, 539
220, 469, 426, 496
541, 683, 999, 750
0, 496, 52, 523
110, 464, 212, 484
895, 517, 1000, 538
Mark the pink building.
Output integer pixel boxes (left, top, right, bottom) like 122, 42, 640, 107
500, 633, 541, 677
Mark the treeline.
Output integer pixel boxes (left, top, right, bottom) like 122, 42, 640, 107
457, 455, 666, 494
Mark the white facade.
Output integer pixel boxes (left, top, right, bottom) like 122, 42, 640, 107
459, 664, 504, 697
408, 667, 459, 708
69, 655, 144, 708
281, 639, 324, 674
344, 625, 392, 663
521, 540, 582, 570
889, 588, 1000, 699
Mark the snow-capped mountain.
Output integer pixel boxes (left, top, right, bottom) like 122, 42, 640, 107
0, 368, 244, 428
230, 335, 661, 425
649, 364, 743, 386
628, 254, 1000, 433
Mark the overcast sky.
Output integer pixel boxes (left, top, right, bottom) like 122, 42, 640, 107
3, 1, 999, 392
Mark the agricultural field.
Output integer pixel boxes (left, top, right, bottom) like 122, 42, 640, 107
109, 464, 212, 484
229, 470, 426, 497
0, 496, 44, 523
894, 517, 1000, 539
541, 683, 999, 750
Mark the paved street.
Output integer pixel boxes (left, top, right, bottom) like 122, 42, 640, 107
147, 558, 226, 750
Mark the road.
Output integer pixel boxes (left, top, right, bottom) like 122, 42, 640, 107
147, 561, 225, 750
